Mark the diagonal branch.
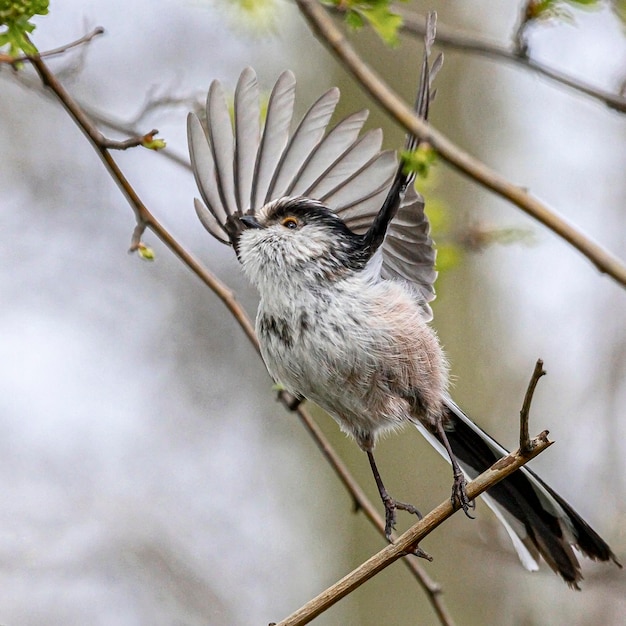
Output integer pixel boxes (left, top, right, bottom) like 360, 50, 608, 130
23, 45, 456, 626
274, 430, 553, 626
296, 0, 626, 289
26, 48, 258, 348
395, 8, 626, 114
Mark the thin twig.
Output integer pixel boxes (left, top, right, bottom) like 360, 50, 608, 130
24, 45, 456, 626
296, 0, 626, 289
0, 27, 105, 66
274, 431, 553, 626
3, 69, 193, 169
396, 8, 626, 114
519, 359, 547, 454
99, 127, 159, 150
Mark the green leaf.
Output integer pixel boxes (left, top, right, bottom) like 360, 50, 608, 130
325, 0, 404, 45
401, 144, 438, 179
0, 0, 49, 57
136, 243, 155, 261
142, 136, 167, 150
344, 9, 364, 31
355, 4, 403, 46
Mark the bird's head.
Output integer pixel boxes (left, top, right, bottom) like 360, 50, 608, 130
230, 197, 369, 292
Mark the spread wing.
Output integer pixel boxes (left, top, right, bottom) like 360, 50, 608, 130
188, 63, 438, 315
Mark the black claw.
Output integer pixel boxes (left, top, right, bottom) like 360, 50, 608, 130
383, 496, 423, 540
451, 473, 475, 518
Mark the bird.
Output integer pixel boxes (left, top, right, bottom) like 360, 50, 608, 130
187, 14, 620, 588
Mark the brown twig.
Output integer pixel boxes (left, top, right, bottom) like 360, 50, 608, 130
296, 0, 626, 289
519, 359, 547, 454
24, 44, 456, 626
100, 128, 159, 150
274, 430, 553, 626
395, 8, 626, 114
0, 27, 105, 66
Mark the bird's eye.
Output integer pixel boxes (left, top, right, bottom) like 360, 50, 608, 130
281, 217, 299, 230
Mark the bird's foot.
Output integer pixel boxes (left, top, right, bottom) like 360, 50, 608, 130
451, 472, 475, 518
382, 494, 422, 540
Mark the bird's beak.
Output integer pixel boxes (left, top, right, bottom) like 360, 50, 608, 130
240, 215, 263, 229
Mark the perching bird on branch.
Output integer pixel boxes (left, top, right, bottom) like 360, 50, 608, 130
187, 13, 620, 588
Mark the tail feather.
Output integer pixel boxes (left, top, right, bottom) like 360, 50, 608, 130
419, 399, 622, 587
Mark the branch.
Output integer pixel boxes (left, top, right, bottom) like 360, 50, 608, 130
24, 44, 456, 626
519, 358, 546, 454
274, 430, 553, 626
296, 0, 626, 289
0, 27, 105, 66
395, 8, 626, 114
26, 48, 258, 348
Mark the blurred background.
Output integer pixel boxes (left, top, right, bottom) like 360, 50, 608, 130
1, 1, 625, 624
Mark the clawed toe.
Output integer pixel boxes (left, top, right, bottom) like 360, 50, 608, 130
383, 495, 423, 540
451, 473, 475, 518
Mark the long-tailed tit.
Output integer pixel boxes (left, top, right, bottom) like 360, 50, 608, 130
187, 15, 620, 587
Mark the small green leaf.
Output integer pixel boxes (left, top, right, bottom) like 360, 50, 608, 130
142, 136, 166, 150
401, 144, 438, 179
325, 0, 404, 45
344, 9, 364, 30
355, 4, 403, 46
136, 243, 155, 261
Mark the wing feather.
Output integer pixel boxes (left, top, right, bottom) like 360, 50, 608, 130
287, 110, 369, 196
207, 80, 238, 217
234, 67, 261, 214
305, 129, 384, 198
252, 70, 296, 210
187, 112, 229, 227
268, 88, 340, 200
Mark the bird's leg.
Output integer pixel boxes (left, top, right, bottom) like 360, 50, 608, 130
366, 451, 422, 540
435, 421, 475, 517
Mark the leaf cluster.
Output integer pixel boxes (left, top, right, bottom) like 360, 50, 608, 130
0, 0, 48, 56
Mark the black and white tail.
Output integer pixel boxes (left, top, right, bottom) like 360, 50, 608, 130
413, 399, 621, 588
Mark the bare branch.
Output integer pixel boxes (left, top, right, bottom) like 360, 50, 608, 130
101, 127, 160, 150
395, 8, 626, 114
519, 359, 547, 454
274, 431, 553, 626
295, 0, 626, 289
0, 27, 105, 67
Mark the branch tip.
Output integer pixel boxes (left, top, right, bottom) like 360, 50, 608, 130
520, 358, 547, 453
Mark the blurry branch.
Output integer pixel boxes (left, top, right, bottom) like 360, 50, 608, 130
0, 26, 104, 66
395, 7, 626, 114
296, 0, 626, 289
3, 69, 194, 170
22, 44, 456, 626
276, 429, 553, 625
25, 46, 258, 347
